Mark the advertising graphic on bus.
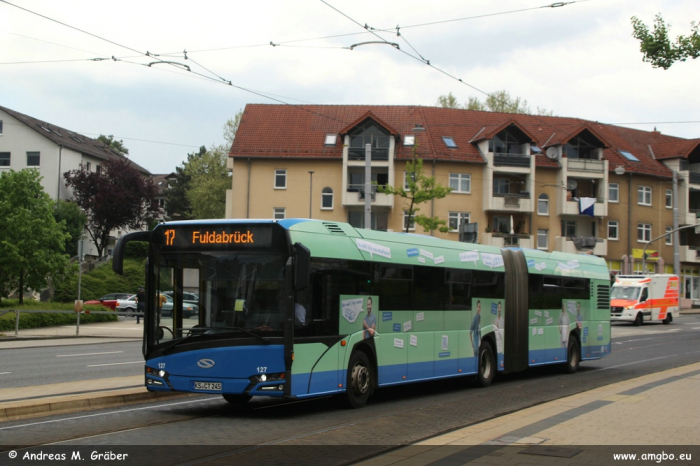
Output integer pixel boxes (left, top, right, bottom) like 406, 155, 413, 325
113, 219, 611, 408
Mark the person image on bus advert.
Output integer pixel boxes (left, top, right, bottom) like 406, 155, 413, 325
494, 301, 504, 354
470, 300, 481, 355
576, 302, 583, 330
363, 297, 377, 339
559, 302, 570, 347
136, 286, 146, 324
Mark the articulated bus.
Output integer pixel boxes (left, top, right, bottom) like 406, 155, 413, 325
113, 219, 611, 408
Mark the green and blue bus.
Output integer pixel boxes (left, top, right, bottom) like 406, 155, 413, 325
113, 219, 611, 408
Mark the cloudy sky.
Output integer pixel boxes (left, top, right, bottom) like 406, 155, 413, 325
2, 0, 697, 174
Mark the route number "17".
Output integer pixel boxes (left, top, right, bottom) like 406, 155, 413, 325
164, 229, 176, 246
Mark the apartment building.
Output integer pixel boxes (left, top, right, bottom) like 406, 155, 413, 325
227, 104, 700, 302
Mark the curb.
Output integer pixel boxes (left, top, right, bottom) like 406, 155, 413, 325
0, 389, 196, 422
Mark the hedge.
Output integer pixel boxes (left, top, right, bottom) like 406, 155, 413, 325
0, 300, 117, 331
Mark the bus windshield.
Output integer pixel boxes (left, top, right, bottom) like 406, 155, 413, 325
150, 251, 288, 350
611, 286, 641, 300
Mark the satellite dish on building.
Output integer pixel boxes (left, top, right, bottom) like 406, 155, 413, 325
566, 179, 578, 191
614, 165, 625, 176
545, 147, 559, 159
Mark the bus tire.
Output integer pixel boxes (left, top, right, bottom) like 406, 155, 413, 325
564, 336, 580, 374
633, 312, 643, 326
476, 341, 495, 388
342, 350, 372, 409
663, 313, 673, 325
223, 394, 251, 404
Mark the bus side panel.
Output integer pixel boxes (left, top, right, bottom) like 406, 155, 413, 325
305, 343, 344, 396
291, 343, 330, 396
375, 311, 412, 385
527, 309, 549, 365
446, 310, 476, 375
433, 330, 460, 377
406, 309, 442, 381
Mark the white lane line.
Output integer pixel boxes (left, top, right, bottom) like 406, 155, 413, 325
87, 361, 142, 367
0, 397, 220, 431
57, 351, 124, 357
0, 372, 11, 375
693, 327, 700, 330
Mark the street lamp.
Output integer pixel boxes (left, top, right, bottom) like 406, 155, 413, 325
308, 170, 314, 218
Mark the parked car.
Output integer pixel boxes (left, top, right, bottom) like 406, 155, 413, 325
116, 294, 174, 317
84, 293, 131, 310
161, 292, 199, 319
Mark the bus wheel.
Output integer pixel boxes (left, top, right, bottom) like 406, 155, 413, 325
633, 312, 643, 326
565, 337, 580, 374
663, 313, 673, 325
476, 342, 495, 388
343, 351, 372, 409
223, 394, 251, 404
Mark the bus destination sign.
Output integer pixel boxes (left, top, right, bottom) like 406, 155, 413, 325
159, 224, 274, 250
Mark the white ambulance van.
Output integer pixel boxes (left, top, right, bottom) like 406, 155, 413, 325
610, 274, 679, 325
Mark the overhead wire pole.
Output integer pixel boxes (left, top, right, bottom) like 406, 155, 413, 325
365, 143, 372, 230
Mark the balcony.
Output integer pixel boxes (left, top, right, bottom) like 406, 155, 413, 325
493, 153, 530, 168
561, 199, 607, 217
342, 185, 392, 207
684, 209, 700, 226
484, 192, 533, 212
566, 159, 605, 173
555, 236, 608, 256
679, 245, 700, 263
348, 147, 389, 161
482, 232, 533, 249
690, 172, 700, 186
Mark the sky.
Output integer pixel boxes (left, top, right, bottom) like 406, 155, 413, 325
2, 0, 698, 174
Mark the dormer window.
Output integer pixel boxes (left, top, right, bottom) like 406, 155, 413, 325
348, 119, 390, 161
442, 136, 457, 148
324, 134, 337, 145
404, 135, 415, 146
489, 129, 524, 155
564, 135, 599, 160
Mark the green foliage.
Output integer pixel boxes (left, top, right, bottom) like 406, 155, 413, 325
0, 300, 117, 331
125, 241, 148, 258
53, 259, 146, 303
53, 200, 87, 257
97, 134, 129, 155
223, 110, 243, 148
185, 144, 230, 219
377, 151, 453, 233
631, 14, 699, 69
437, 91, 554, 116
0, 169, 71, 304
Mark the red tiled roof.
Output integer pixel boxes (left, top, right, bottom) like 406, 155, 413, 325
230, 104, 695, 178
651, 139, 700, 160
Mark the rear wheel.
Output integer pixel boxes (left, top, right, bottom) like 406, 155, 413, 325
633, 312, 643, 326
223, 394, 251, 404
342, 351, 372, 409
476, 341, 495, 387
125, 307, 134, 318
564, 336, 580, 374
663, 313, 673, 325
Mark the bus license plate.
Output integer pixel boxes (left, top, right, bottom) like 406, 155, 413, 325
194, 382, 222, 391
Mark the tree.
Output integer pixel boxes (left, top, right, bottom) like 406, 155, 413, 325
64, 158, 159, 258
437, 91, 554, 116
223, 110, 243, 148
377, 149, 453, 233
0, 170, 71, 304
97, 134, 129, 155
185, 145, 230, 219
53, 200, 86, 257
631, 14, 700, 69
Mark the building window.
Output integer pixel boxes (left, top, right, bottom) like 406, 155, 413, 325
96, 165, 102, 175
666, 189, 672, 209
493, 178, 509, 195
404, 171, 416, 190
324, 134, 337, 145
85, 162, 91, 172
0, 152, 10, 167
665, 226, 673, 245
442, 136, 457, 148
489, 129, 523, 154
274, 169, 287, 189
563, 135, 598, 160
0, 120, 3, 135
563, 220, 576, 237
403, 135, 415, 146
493, 216, 510, 234
273, 208, 286, 219
538, 193, 549, 215
448, 212, 470, 232
609, 183, 619, 203
403, 211, 416, 231
638, 186, 652, 206
537, 229, 548, 249
321, 187, 333, 209
449, 173, 471, 193
608, 221, 619, 240
348, 211, 388, 230
348, 120, 390, 160
26, 152, 40, 166
637, 223, 651, 243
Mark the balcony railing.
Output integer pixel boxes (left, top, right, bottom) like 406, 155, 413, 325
567, 159, 604, 172
493, 153, 530, 167
348, 148, 389, 161
347, 184, 378, 200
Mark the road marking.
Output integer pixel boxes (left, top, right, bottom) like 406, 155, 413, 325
87, 361, 142, 367
0, 372, 11, 375
57, 351, 124, 357
693, 327, 700, 330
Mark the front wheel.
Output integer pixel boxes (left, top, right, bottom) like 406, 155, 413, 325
633, 312, 643, 326
476, 341, 495, 387
663, 313, 673, 325
125, 307, 134, 318
564, 336, 580, 374
342, 351, 373, 409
